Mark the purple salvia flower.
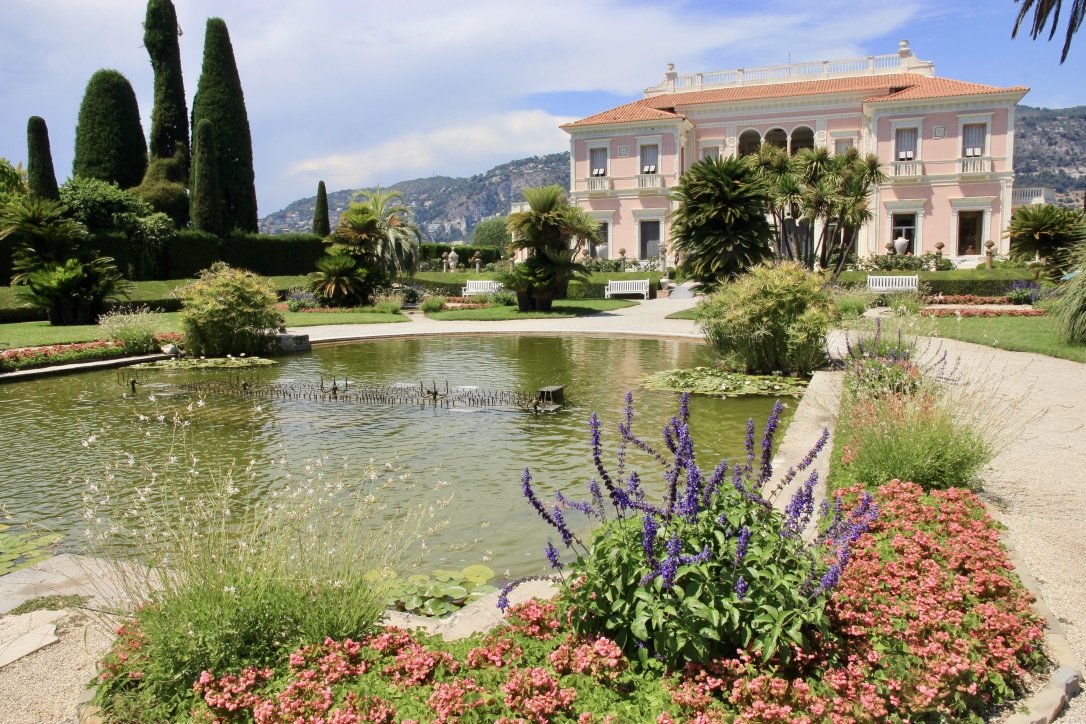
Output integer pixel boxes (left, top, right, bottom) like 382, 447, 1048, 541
522, 468, 558, 529
496, 574, 558, 612
757, 400, 784, 488
782, 470, 818, 538
765, 427, 829, 502
616, 391, 635, 476
554, 490, 600, 521
732, 463, 746, 495
743, 418, 756, 475
588, 479, 606, 520
817, 564, 840, 595
704, 461, 730, 506
591, 412, 626, 514
551, 505, 574, 548
626, 471, 645, 503
642, 512, 658, 559
734, 575, 748, 600
679, 391, 690, 424
679, 545, 712, 566
680, 462, 703, 522
663, 417, 678, 454
734, 526, 751, 565
545, 540, 563, 571
660, 532, 683, 589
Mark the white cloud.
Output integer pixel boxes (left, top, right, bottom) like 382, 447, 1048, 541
286, 110, 575, 194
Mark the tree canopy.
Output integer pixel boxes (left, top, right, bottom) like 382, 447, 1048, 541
27, 116, 60, 201
144, 0, 189, 177
313, 180, 330, 237
190, 119, 223, 237
471, 216, 511, 251
1013, 0, 1082, 62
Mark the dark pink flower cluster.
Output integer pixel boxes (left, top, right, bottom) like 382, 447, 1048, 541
466, 634, 523, 669
923, 295, 1010, 305
503, 599, 561, 640
548, 634, 627, 682
500, 667, 578, 723
426, 677, 488, 723
920, 308, 1045, 317
384, 643, 460, 687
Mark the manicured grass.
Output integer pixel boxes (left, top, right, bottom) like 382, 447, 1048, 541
284, 311, 407, 326
411, 271, 666, 285
666, 308, 699, 320
932, 314, 1086, 363
427, 299, 637, 321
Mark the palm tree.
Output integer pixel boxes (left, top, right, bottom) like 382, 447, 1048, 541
309, 251, 368, 305
1006, 203, 1086, 265
350, 185, 422, 276
0, 197, 89, 283
669, 156, 774, 286
1013, 0, 1083, 63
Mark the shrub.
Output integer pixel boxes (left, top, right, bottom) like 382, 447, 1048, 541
831, 285, 875, 318
72, 69, 147, 189
1056, 238, 1086, 344
220, 232, 325, 276
371, 292, 403, 314
419, 296, 446, 313
488, 289, 517, 306
164, 229, 219, 278
1005, 279, 1045, 304
503, 393, 876, 668
179, 262, 284, 356
309, 252, 371, 306
696, 261, 833, 375
97, 305, 163, 354
284, 287, 319, 311
398, 285, 423, 305
879, 290, 922, 316
83, 409, 441, 721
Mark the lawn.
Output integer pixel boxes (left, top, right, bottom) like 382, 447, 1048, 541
666, 308, 699, 320
932, 314, 1086, 363
426, 299, 636, 321
835, 268, 1033, 283
0, 308, 405, 350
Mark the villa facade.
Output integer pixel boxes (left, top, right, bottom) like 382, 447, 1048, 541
560, 41, 1048, 265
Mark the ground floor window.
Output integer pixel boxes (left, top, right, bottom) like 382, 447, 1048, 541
891, 213, 917, 255
956, 211, 982, 256
640, 220, 661, 259
594, 222, 610, 259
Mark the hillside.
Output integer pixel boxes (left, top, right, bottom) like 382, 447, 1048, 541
1013, 105, 1086, 206
260, 153, 569, 241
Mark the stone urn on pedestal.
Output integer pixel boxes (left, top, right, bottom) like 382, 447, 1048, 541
894, 235, 910, 256
448, 249, 459, 273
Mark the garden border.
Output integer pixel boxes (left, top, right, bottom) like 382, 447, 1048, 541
0, 353, 170, 384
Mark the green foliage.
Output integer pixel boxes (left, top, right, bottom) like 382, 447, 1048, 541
130, 154, 189, 228
697, 262, 834, 374
1007, 203, 1086, 264
1056, 238, 1086, 344
670, 156, 774, 285
191, 18, 258, 233
508, 185, 600, 257
144, 0, 189, 177
0, 157, 27, 199
344, 186, 422, 276
164, 230, 220, 278
312, 180, 330, 237
418, 295, 446, 313
179, 262, 283, 355
220, 233, 325, 276
471, 216, 511, 250
1013, 0, 1082, 62
72, 69, 148, 189
831, 285, 876, 318
0, 524, 63, 574
189, 118, 222, 237
6, 594, 90, 615
418, 243, 501, 266
21, 256, 131, 325
642, 367, 808, 397
309, 252, 371, 306
1, 196, 89, 284
487, 289, 517, 306
26, 116, 59, 201
97, 305, 163, 354
385, 566, 498, 617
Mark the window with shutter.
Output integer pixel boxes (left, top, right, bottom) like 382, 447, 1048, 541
834, 138, 855, 155
701, 146, 720, 161
895, 128, 918, 161
590, 147, 608, 177
962, 124, 985, 158
640, 144, 659, 174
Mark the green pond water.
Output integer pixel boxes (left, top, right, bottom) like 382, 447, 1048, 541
0, 336, 794, 578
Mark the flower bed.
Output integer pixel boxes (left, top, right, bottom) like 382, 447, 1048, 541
922, 295, 1010, 305
0, 333, 182, 373
920, 308, 1046, 318
163, 480, 1044, 723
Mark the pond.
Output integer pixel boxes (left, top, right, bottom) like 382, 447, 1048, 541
0, 335, 794, 578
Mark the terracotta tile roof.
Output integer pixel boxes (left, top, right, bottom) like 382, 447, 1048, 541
562, 74, 1028, 129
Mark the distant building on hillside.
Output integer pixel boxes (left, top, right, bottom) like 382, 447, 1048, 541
561, 41, 1053, 265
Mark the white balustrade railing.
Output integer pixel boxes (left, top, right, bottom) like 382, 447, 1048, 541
1012, 187, 1057, 205
957, 158, 992, 175
891, 161, 922, 178
647, 49, 934, 96
637, 174, 664, 189
585, 177, 612, 192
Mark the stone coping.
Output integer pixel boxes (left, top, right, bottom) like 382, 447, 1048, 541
0, 353, 170, 384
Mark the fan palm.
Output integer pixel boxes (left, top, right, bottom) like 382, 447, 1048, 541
1013, 0, 1083, 62
350, 186, 421, 276
1006, 204, 1086, 262
0, 196, 89, 283
309, 252, 368, 305
507, 185, 600, 256
669, 155, 774, 286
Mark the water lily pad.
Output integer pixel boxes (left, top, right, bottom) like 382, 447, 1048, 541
462, 565, 495, 584
443, 585, 468, 601
401, 595, 424, 612
421, 598, 451, 616
407, 573, 431, 584
431, 569, 461, 583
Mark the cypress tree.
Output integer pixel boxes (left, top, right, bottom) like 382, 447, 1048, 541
191, 18, 257, 234
73, 69, 148, 189
26, 116, 60, 201
190, 119, 222, 237
313, 180, 330, 236
144, 0, 189, 180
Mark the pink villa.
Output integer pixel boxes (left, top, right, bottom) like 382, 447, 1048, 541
554, 41, 1055, 267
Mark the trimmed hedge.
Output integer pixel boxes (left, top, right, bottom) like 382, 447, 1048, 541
836, 270, 1032, 298
221, 233, 325, 276
418, 243, 501, 267
165, 230, 221, 279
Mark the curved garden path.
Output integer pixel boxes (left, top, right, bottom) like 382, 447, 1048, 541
0, 299, 1082, 721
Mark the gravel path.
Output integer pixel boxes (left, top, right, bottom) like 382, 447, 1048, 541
0, 300, 1082, 721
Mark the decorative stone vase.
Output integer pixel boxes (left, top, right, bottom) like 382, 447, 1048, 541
894, 236, 910, 255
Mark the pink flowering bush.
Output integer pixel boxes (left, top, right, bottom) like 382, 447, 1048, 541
920, 308, 1046, 317
0, 339, 128, 372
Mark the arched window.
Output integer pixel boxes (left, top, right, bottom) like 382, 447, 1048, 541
790, 126, 815, 155
764, 128, 787, 151
738, 130, 761, 157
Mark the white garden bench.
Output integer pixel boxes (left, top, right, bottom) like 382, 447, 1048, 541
866, 275, 918, 293
604, 279, 651, 300
461, 280, 503, 297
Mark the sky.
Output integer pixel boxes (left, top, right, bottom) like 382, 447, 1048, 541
1, 0, 1082, 216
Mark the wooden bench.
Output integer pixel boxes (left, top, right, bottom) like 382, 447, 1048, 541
866, 275, 918, 293
461, 280, 503, 297
604, 279, 651, 300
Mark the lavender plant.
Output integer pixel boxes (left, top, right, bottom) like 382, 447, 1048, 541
285, 287, 320, 312
502, 392, 877, 667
